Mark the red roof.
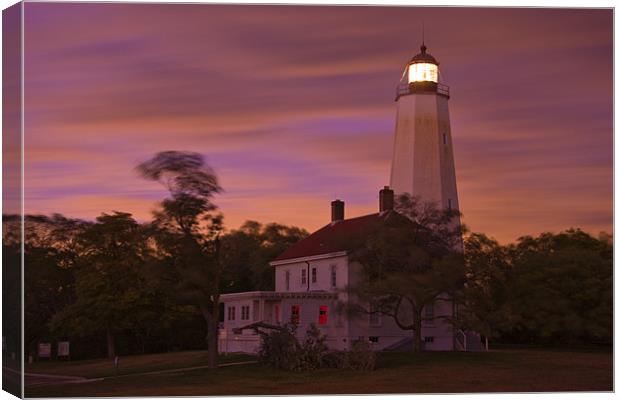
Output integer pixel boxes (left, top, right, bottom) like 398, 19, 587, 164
273, 211, 401, 262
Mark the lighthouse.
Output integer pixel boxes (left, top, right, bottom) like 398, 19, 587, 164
389, 43, 460, 214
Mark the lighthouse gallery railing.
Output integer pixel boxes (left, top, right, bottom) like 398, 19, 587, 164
395, 82, 450, 98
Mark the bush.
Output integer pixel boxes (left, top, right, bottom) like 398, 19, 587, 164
297, 323, 329, 371
258, 324, 375, 372
257, 323, 300, 370
341, 340, 376, 371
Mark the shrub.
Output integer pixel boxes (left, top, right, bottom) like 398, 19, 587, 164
297, 323, 329, 371
258, 324, 375, 372
340, 340, 376, 371
258, 323, 329, 371
257, 323, 300, 370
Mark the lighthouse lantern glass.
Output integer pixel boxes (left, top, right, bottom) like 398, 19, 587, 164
408, 62, 438, 83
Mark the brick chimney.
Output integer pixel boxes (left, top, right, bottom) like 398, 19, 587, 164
331, 200, 344, 222
379, 186, 394, 212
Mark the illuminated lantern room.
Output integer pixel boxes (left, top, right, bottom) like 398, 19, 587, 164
408, 44, 438, 83
396, 43, 449, 100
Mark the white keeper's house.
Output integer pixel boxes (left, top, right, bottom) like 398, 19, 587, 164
219, 188, 464, 354
219, 43, 486, 353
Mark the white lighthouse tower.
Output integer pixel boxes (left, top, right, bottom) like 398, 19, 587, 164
389, 43, 460, 214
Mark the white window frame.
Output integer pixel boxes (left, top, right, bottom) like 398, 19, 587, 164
241, 305, 250, 320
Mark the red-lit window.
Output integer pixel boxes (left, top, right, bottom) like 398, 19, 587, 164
291, 305, 300, 325
318, 306, 328, 325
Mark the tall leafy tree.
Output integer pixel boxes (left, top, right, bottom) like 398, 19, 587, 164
506, 229, 612, 344
50, 212, 149, 358
347, 194, 465, 352
6, 214, 86, 358
137, 151, 223, 368
457, 232, 513, 340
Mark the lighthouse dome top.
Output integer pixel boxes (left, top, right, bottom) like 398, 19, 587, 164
409, 44, 439, 65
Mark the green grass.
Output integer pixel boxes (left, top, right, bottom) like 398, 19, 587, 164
26, 348, 612, 397
25, 350, 254, 379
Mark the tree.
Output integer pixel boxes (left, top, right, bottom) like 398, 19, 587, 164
50, 212, 149, 358
3, 214, 87, 358
347, 194, 465, 352
506, 229, 612, 344
221, 221, 308, 292
137, 151, 223, 368
457, 232, 513, 340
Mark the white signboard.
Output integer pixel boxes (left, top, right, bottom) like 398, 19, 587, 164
38, 342, 51, 358
58, 341, 70, 357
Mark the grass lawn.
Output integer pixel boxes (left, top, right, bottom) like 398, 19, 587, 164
26, 347, 612, 397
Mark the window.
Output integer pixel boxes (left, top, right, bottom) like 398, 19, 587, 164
448, 199, 452, 210
241, 305, 250, 320
285, 270, 290, 291
443, 133, 447, 145
369, 336, 379, 343
227, 306, 236, 321
301, 268, 307, 285
330, 265, 337, 287
424, 336, 434, 343
312, 268, 317, 283
291, 305, 300, 325
318, 306, 328, 325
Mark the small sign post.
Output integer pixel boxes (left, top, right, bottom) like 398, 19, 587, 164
38, 343, 51, 360
58, 341, 70, 360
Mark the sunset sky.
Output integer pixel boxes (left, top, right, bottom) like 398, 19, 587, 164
18, 4, 612, 243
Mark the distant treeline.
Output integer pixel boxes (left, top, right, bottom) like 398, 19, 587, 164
3, 212, 612, 360
462, 229, 612, 347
